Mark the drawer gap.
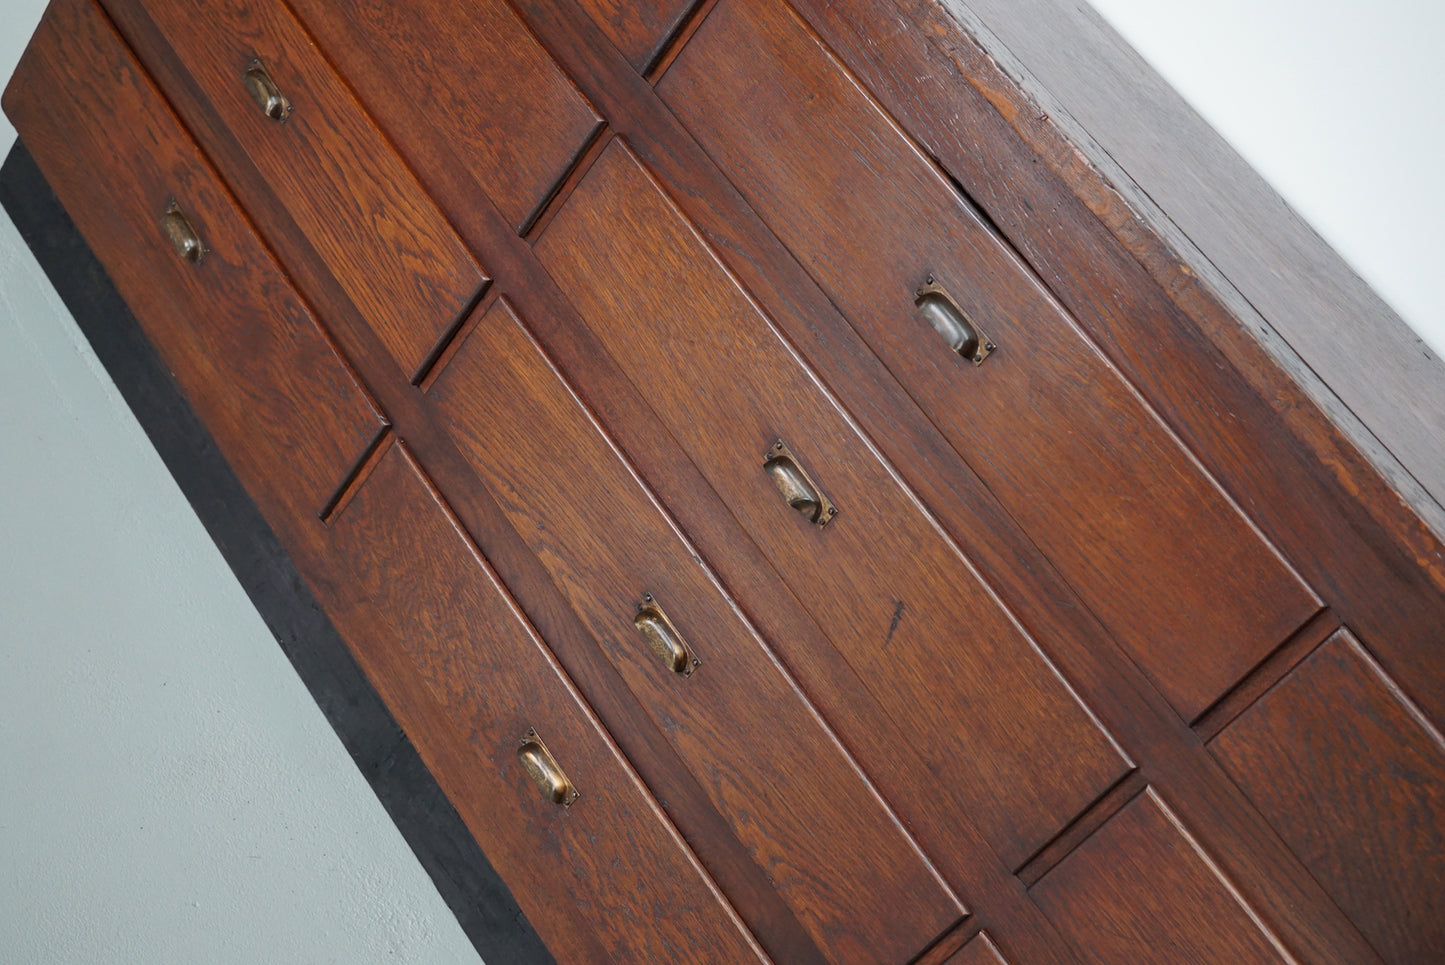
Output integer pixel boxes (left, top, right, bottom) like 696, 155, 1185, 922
1016, 769, 1147, 887
1195, 607, 1339, 742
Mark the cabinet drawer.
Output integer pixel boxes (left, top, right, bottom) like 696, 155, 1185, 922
314, 438, 768, 964
658, 0, 1319, 721
430, 299, 964, 963
286, 0, 604, 234
4, 0, 384, 520
103, 0, 487, 378
535, 139, 1128, 870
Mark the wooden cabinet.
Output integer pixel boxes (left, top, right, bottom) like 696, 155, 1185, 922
6, 0, 1443, 961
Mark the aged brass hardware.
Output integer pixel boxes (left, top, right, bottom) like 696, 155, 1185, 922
517, 729, 578, 807
243, 60, 292, 121
915, 274, 994, 364
764, 438, 837, 527
635, 594, 700, 676
160, 205, 204, 263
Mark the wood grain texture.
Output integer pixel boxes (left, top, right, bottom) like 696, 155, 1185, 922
793, 0, 1445, 733
944, 932, 1009, 965
2, 0, 383, 520
431, 298, 963, 964
102, 0, 486, 376
286, 0, 603, 233
1031, 791, 1291, 965
315, 439, 767, 964
571, 0, 695, 72
961, 0, 1445, 525
537, 139, 1128, 869
659, 0, 1318, 722
1212, 631, 1445, 964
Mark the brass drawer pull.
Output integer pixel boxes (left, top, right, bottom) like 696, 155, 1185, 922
243, 60, 292, 121
160, 204, 204, 263
915, 274, 994, 364
765, 438, 837, 527
517, 729, 579, 807
635, 594, 700, 676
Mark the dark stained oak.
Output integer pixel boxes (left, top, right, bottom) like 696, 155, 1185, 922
944, 932, 1009, 965
570, 0, 696, 72
2, 0, 384, 521
1212, 631, 1445, 965
536, 139, 1129, 869
101, 0, 487, 377
431, 298, 964, 964
659, 0, 1319, 722
1031, 791, 1292, 965
314, 438, 769, 964
285, 0, 604, 234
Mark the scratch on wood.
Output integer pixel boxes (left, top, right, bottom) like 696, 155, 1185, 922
886, 600, 906, 645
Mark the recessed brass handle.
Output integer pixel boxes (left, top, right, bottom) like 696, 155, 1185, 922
635, 594, 700, 677
915, 274, 994, 364
243, 60, 292, 121
517, 729, 578, 807
764, 439, 837, 527
160, 205, 204, 264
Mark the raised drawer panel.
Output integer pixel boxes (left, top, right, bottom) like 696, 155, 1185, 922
287, 0, 604, 232
1030, 791, 1290, 965
105, 0, 487, 377
4, 0, 383, 518
534, 140, 1128, 869
430, 299, 962, 963
1211, 631, 1445, 964
659, 0, 1319, 722
573, 0, 695, 72
313, 438, 768, 964
946, 933, 1009, 965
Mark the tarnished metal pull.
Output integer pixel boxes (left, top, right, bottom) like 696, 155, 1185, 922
517, 729, 578, 807
161, 205, 204, 263
764, 439, 837, 527
243, 60, 292, 121
915, 274, 994, 364
635, 594, 699, 677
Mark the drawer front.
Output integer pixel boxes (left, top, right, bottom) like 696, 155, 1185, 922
314, 438, 769, 964
1031, 792, 1291, 964
658, 0, 1320, 722
4, 0, 384, 519
287, 0, 604, 233
534, 140, 1128, 869
106, 0, 487, 377
1211, 631, 1445, 965
430, 299, 964, 963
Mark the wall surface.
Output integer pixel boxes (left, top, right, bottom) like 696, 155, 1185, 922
0, 1, 484, 962
1086, 0, 1445, 356
0, 0, 1438, 961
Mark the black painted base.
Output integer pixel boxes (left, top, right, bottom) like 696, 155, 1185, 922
0, 140, 552, 965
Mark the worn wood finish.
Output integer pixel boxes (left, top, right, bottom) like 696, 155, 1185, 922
536, 139, 1128, 867
570, 0, 696, 72
1031, 791, 1292, 964
659, 0, 1318, 722
432, 298, 963, 963
793, 0, 1445, 731
315, 439, 768, 964
285, 0, 604, 234
2, 0, 383, 520
1212, 631, 1445, 964
101, 0, 486, 376
8, 0, 1445, 960
960, 0, 1445, 523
